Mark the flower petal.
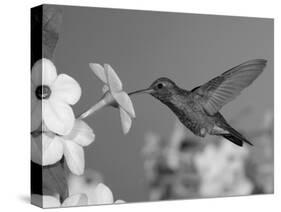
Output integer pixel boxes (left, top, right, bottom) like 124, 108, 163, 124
65, 120, 95, 146
62, 194, 88, 207
31, 135, 42, 165
51, 74, 82, 105
112, 92, 135, 118
89, 63, 107, 84
63, 140, 85, 175
43, 99, 75, 135
42, 133, 63, 166
31, 58, 57, 86
31, 59, 43, 85
41, 195, 61, 208
105, 64, 123, 92
31, 102, 42, 132
91, 183, 114, 205
120, 108, 132, 134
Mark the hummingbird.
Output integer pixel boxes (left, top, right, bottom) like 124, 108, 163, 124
130, 59, 267, 147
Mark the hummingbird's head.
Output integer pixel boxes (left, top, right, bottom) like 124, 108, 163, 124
129, 77, 179, 102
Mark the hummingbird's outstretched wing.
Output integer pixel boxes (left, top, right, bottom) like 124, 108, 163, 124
191, 59, 267, 115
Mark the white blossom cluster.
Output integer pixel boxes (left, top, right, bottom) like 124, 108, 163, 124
31, 58, 134, 207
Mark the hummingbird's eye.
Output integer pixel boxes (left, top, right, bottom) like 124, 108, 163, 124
157, 83, 164, 89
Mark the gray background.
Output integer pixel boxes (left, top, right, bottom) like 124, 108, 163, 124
53, 5, 273, 202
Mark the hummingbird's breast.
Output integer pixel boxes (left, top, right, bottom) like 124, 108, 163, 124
167, 91, 214, 137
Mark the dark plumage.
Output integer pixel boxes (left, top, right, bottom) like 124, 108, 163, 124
130, 59, 267, 147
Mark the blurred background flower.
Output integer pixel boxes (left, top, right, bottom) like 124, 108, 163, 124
80, 63, 135, 134
142, 110, 273, 200
245, 110, 274, 193
31, 120, 95, 175
194, 141, 253, 197
31, 58, 81, 135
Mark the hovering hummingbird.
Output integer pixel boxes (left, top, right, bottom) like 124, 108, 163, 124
130, 59, 267, 147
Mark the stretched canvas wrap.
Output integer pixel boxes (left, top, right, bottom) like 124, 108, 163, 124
31, 4, 274, 208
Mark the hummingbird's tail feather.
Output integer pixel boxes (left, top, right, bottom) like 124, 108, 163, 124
221, 126, 253, 147
213, 113, 253, 147
222, 134, 243, 146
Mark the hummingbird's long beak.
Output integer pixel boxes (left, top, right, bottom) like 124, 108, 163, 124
128, 88, 153, 96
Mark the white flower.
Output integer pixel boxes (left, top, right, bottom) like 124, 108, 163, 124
31, 119, 95, 175
68, 175, 125, 205
80, 63, 135, 134
68, 169, 103, 199
31, 194, 87, 208
31, 58, 81, 135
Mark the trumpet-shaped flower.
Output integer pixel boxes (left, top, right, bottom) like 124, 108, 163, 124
31, 58, 81, 135
31, 119, 95, 175
80, 63, 135, 134
31, 193, 87, 208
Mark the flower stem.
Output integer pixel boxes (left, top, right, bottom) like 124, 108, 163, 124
78, 99, 107, 119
